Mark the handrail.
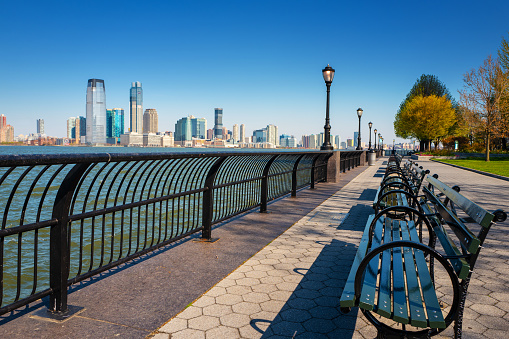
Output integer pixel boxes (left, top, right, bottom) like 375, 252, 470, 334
0, 149, 335, 316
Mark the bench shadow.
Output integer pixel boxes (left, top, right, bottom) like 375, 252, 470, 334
255, 203, 374, 338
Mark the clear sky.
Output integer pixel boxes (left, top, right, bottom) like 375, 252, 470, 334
1, 0, 508, 145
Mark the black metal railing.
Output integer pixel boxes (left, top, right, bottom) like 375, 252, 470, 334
0, 150, 331, 316
339, 150, 364, 172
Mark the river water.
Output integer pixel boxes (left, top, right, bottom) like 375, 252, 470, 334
0, 145, 314, 309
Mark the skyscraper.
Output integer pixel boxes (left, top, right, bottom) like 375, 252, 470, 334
130, 82, 143, 133
266, 124, 278, 146
174, 116, 192, 141
67, 117, 76, 139
79, 116, 86, 142
107, 108, 125, 138
214, 108, 223, 139
143, 108, 158, 134
191, 116, 207, 139
36, 119, 44, 134
232, 124, 239, 142
240, 124, 245, 143
86, 79, 107, 144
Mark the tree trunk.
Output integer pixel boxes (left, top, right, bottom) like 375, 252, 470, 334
486, 132, 490, 162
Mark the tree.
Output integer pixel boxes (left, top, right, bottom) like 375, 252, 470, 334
499, 33, 509, 73
459, 55, 509, 161
395, 95, 456, 150
395, 74, 459, 151
497, 33, 509, 150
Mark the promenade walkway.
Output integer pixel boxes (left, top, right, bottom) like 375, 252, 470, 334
150, 158, 509, 339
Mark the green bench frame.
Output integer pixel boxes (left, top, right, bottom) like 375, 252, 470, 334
341, 174, 507, 338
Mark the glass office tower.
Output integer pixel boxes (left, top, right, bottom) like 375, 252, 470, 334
130, 82, 143, 133
214, 108, 223, 139
106, 108, 125, 138
86, 79, 106, 144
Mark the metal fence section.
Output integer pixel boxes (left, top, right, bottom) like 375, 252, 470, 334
0, 150, 332, 317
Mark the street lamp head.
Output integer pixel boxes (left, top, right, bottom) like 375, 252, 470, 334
368, 121, 373, 129
378, 133, 381, 138
322, 64, 335, 84
374, 128, 377, 134
357, 108, 363, 118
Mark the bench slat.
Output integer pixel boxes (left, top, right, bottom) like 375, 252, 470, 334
340, 215, 375, 308
399, 220, 427, 328
406, 221, 446, 329
359, 217, 384, 310
391, 219, 409, 324
420, 202, 470, 279
426, 175, 494, 229
376, 217, 393, 318
423, 186, 481, 254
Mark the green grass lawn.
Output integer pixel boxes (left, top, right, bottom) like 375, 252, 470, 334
436, 157, 509, 177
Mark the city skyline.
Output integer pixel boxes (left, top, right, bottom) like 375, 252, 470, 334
2, 1, 508, 143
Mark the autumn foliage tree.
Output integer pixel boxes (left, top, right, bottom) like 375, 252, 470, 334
395, 74, 459, 151
459, 55, 509, 161
394, 95, 457, 150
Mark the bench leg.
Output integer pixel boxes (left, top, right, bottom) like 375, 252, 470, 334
453, 278, 470, 339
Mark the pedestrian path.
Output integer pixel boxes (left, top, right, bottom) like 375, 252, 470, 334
150, 159, 384, 338
149, 157, 509, 339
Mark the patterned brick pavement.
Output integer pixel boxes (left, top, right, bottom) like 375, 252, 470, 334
149, 158, 509, 339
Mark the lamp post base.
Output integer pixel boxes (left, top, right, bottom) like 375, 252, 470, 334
320, 145, 333, 151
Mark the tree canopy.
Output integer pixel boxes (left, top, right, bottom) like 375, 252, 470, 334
395, 95, 456, 145
459, 55, 509, 161
394, 74, 458, 150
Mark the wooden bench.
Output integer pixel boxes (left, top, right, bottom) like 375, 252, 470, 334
340, 174, 507, 338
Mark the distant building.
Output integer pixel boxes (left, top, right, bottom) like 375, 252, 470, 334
191, 116, 207, 139
232, 124, 239, 142
79, 116, 86, 143
266, 124, 278, 146
143, 108, 158, 134
106, 108, 125, 138
130, 82, 143, 133
86, 79, 107, 144
353, 132, 359, 148
280, 134, 297, 148
0, 114, 14, 143
36, 119, 44, 134
67, 117, 76, 139
214, 108, 223, 139
240, 124, 245, 143
175, 115, 207, 141
206, 128, 214, 140
253, 129, 266, 143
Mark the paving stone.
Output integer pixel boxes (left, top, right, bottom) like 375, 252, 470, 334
470, 304, 506, 317
280, 308, 312, 322
202, 304, 233, 317
215, 294, 243, 306
192, 295, 216, 308
251, 283, 278, 294
178, 306, 203, 319
205, 326, 240, 339
260, 299, 286, 313
188, 315, 220, 331
226, 285, 252, 295
232, 301, 262, 315
220, 313, 251, 328
243, 291, 270, 303
171, 328, 206, 339
159, 317, 187, 333
150, 333, 170, 339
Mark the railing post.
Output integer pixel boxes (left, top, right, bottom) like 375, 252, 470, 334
48, 162, 90, 318
201, 156, 227, 241
310, 154, 321, 189
291, 155, 305, 197
260, 155, 278, 213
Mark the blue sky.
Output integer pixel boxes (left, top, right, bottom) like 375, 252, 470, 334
1, 0, 508, 144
